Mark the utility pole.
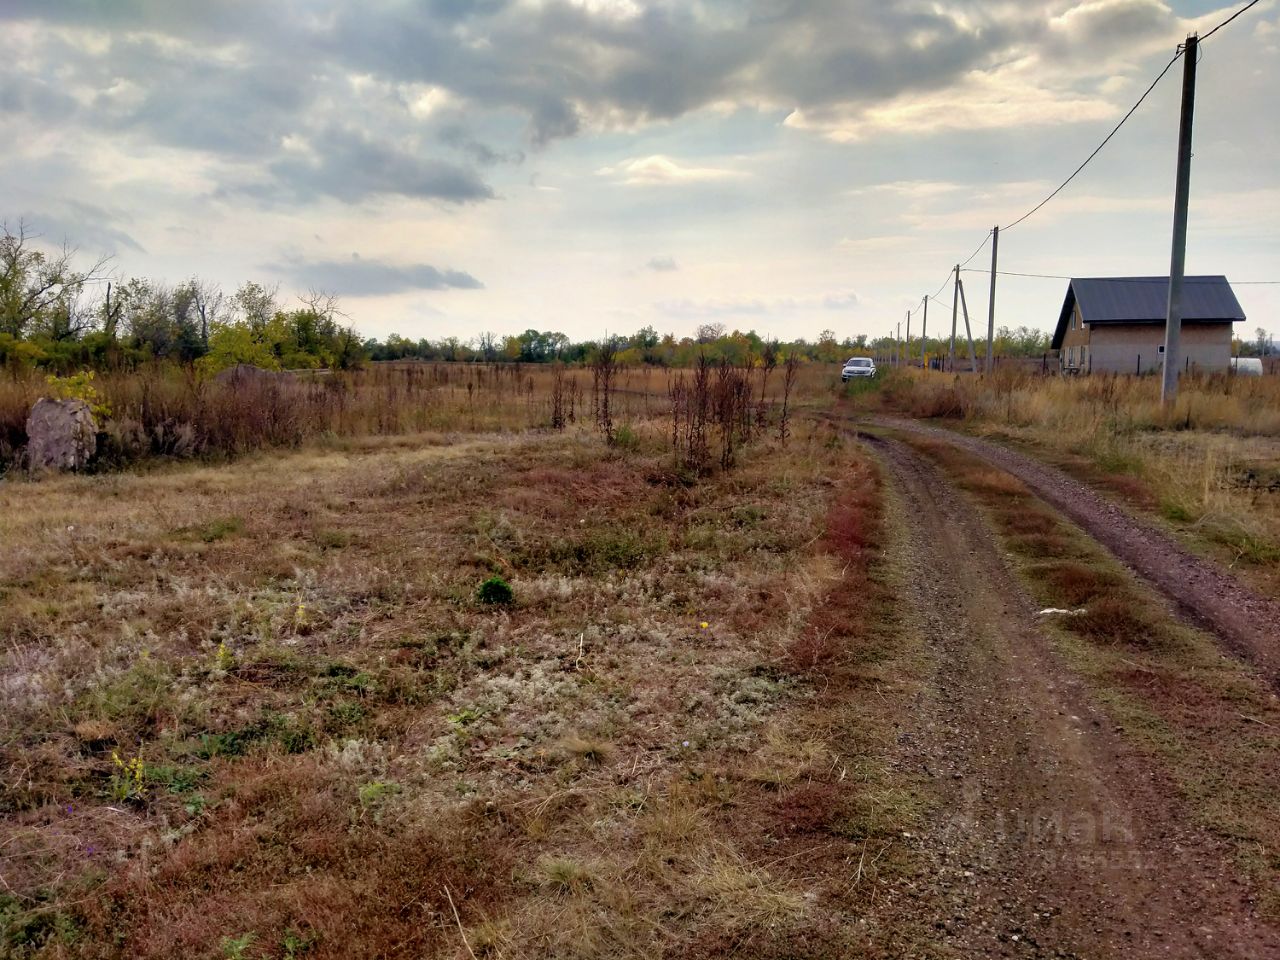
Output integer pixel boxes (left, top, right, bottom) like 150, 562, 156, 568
896, 320, 901, 367
905, 310, 911, 368
958, 274, 979, 373
1161, 34, 1198, 406
986, 226, 998, 374
921, 296, 928, 371
949, 266, 959, 372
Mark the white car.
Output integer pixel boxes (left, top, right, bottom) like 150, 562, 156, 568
841, 357, 876, 381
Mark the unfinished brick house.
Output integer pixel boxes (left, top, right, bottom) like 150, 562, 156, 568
1051, 276, 1245, 375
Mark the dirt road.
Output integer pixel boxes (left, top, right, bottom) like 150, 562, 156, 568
864, 433, 1280, 958
868, 416, 1280, 688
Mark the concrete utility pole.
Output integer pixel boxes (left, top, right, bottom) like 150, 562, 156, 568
921, 296, 928, 370
986, 225, 999, 374
950, 265, 959, 372
1161, 34, 1198, 406
896, 320, 901, 366
958, 274, 979, 373
905, 310, 911, 368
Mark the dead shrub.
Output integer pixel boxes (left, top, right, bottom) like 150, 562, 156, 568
777, 353, 801, 444
591, 340, 618, 443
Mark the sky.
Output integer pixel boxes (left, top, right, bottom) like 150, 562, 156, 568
1, 0, 1276, 345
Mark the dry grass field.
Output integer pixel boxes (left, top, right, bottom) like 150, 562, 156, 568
0, 406, 927, 959
5, 362, 1280, 958
0, 362, 839, 473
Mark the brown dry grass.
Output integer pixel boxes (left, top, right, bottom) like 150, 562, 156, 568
0, 410, 911, 958
1, 360, 841, 474
886, 368, 1280, 595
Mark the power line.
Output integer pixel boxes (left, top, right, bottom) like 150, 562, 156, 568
1201, 0, 1263, 42
995, 0, 1261, 235
928, 231, 991, 300
908, 0, 1267, 322
958, 231, 992, 269
961, 269, 1280, 284
1001, 51, 1182, 232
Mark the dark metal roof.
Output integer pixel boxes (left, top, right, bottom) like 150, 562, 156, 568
1051, 276, 1245, 349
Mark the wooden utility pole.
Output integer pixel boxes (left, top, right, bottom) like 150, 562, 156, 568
1161, 34, 1198, 406
986, 226, 999, 374
921, 296, 928, 371
949, 266, 959, 372
958, 275, 979, 373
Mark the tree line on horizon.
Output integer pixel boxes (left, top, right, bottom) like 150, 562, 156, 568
35, 218, 1275, 375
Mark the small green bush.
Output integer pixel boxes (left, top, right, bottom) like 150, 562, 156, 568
477, 575, 514, 605
192, 519, 244, 542
612, 424, 640, 451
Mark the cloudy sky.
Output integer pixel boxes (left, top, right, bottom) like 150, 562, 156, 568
1, 0, 1276, 344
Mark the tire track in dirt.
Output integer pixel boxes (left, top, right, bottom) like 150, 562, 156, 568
867, 415, 1280, 689
864, 433, 1280, 959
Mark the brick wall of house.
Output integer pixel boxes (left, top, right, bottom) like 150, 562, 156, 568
1087, 322, 1231, 374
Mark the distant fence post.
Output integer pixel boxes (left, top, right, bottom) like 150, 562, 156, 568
1136, 354, 1141, 376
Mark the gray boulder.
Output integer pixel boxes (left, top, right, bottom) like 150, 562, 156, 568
26, 397, 97, 472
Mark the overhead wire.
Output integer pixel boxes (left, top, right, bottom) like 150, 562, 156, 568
926, 231, 991, 301
1000, 50, 1182, 232
961, 269, 1280, 284
996, 0, 1261, 234
1201, 0, 1263, 41
909, 0, 1268, 320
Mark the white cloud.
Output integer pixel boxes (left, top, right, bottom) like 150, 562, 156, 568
785, 63, 1120, 141
596, 154, 748, 185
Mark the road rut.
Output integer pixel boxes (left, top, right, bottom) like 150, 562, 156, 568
867, 415, 1280, 688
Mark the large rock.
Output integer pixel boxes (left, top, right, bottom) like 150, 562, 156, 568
26, 397, 97, 472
